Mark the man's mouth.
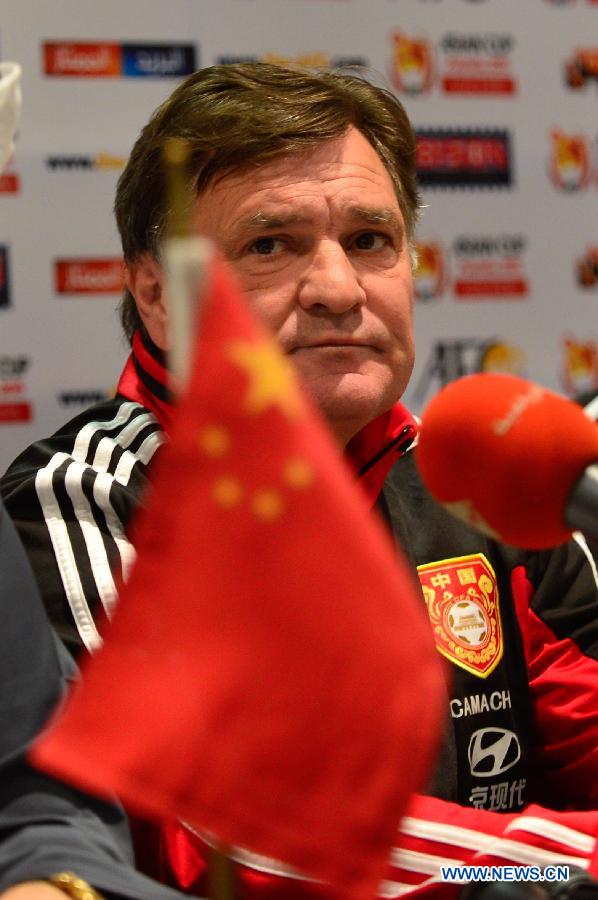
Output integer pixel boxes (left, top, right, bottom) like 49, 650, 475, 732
289, 338, 379, 353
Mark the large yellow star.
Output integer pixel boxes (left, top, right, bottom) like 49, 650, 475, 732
227, 338, 305, 421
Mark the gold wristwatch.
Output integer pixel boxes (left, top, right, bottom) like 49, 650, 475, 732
47, 872, 105, 899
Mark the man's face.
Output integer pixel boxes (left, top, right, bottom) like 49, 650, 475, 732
194, 126, 415, 445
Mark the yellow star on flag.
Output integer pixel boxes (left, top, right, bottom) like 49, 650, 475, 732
227, 338, 305, 421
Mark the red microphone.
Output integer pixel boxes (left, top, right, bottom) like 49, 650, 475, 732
416, 373, 598, 549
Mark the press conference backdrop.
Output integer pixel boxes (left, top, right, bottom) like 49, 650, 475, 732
0, 0, 596, 471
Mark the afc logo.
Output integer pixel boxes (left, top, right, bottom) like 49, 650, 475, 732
409, 338, 526, 409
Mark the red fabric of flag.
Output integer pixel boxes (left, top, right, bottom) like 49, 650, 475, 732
32, 258, 444, 899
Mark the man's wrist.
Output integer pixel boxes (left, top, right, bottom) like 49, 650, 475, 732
46, 874, 104, 900
0, 883, 75, 900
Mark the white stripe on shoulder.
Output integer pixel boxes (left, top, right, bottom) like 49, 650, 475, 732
400, 817, 497, 853
379, 880, 421, 898
88, 425, 165, 600
573, 531, 598, 589
92, 414, 164, 603
504, 816, 595, 855
35, 454, 102, 652
72, 401, 140, 463
91, 408, 161, 478
34, 402, 161, 638
92, 472, 136, 602
113, 429, 165, 487
63, 460, 118, 621
483, 837, 589, 870
390, 847, 466, 875
399, 817, 590, 870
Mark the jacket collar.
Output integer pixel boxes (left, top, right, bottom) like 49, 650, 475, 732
117, 328, 417, 503
346, 403, 417, 505
116, 328, 174, 433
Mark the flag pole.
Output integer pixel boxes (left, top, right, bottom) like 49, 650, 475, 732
162, 136, 212, 390
162, 137, 237, 899
207, 842, 238, 900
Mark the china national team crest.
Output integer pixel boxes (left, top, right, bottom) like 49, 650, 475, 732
418, 554, 503, 678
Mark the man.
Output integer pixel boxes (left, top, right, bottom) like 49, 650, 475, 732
3, 63, 598, 895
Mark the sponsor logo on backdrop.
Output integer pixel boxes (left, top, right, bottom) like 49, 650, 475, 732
479, 341, 526, 375
0, 160, 20, 194
46, 153, 127, 172
440, 32, 516, 95
415, 236, 529, 300
414, 241, 447, 300
43, 42, 197, 78
217, 52, 367, 69
452, 234, 529, 299
390, 32, 434, 94
58, 389, 111, 407
564, 48, 598, 89
418, 554, 503, 678
562, 337, 598, 396
416, 129, 512, 188
54, 259, 125, 294
411, 338, 526, 407
0, 355, 32, 424
390, 30, 516, 96
0, 246, 10, 309
549, 129, 593, 190
577, 246, 598, 287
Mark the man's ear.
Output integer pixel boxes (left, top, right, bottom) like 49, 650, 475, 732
125, 254, 169, 350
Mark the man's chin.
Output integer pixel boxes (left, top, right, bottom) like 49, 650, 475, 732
304, 376, 402, 445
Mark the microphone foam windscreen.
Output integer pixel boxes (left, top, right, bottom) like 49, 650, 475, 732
416, 373, 598, 548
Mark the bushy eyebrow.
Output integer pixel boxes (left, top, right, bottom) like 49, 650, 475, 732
231, 211, 312, 236
219, 211, 307, 256
220, 204, 405, 258
347, 205, 404, 235
228, 205, 404, 238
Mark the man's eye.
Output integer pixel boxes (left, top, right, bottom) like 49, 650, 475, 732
248, 236, 285, 256
353, 232, 390, 251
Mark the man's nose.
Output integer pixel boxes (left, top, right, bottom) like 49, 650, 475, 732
297, 241, 366, 314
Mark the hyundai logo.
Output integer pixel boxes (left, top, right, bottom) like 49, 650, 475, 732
468, 727, 521, 777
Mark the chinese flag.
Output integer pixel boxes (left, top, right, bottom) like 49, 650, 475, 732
32, 258, 443, 899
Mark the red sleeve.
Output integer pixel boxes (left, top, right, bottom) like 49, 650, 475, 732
153, 802, 598, 898
511, 560, 598, 808
388, 794, 598, 896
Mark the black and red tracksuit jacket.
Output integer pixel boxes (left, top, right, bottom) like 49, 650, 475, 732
2, 328, 598, 896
